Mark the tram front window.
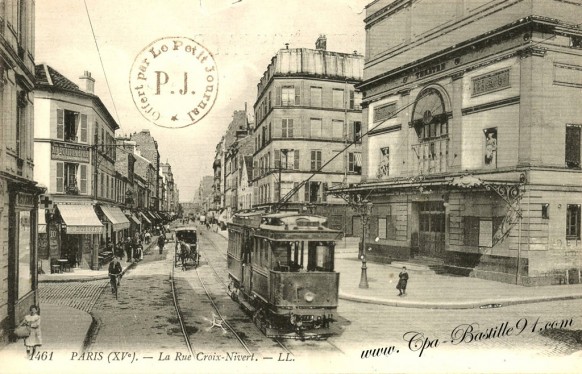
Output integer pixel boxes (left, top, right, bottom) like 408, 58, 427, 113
307, 241, 334, 272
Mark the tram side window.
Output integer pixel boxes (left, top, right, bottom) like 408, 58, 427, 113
272, 242, 289, 270
307, 241, 333, 271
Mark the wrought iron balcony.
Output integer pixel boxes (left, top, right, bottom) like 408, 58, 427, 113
411, 137, 449, 175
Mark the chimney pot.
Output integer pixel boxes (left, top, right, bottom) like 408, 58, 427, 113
316, 35, 327, 51
79, 70, 95, 94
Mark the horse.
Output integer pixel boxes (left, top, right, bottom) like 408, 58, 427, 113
178, 241, 198, 270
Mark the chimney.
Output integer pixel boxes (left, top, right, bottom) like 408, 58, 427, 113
79, 71, 95, 94
315, 34, 327, 51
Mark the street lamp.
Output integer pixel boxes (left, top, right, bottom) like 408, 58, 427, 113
278, 149, 294, 202
359, 201, 372, 289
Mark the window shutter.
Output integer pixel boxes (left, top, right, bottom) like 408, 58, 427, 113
275, 182, 280, 202
304, 182, 310, 202
56, 162, 64, 192
293, 182, 299, 202
79, 165, 87, 193
566, 125, 581, 167
294, 150, 299, 170
349, 90, 355, 109
282, 119, 287, 138
295, 85, 301, 106
56, 109, 64, 140
275, 149, 281, 169
311, 151, 316, 171
80, 114, 88, 142
348, 121, 354, 142
276, 86, 282, 106
288, 119, 294, 138
322, 182, 328, 202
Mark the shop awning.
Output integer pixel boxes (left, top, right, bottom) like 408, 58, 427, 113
57, 204, 104, 234
152, 212, 163, 220
128, 214, 141, 226
146, 211, 158, 221
140, 212, 152, 224
100, 206, 131, 231
38, 208, 46, 233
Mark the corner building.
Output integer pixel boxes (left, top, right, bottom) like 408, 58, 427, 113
252, 37, 364, 233
343, 0, 582, 285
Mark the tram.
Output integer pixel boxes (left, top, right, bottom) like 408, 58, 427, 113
227, 211, 342, 339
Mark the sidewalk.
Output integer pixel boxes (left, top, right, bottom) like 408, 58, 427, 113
336, 257, 582, 309
38, 237, 160, 283
0, 304, 93, 362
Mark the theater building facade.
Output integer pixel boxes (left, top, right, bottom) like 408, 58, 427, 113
336, 0, 582, 285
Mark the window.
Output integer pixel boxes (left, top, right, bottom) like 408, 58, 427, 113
566, 204, 581, 240
311, 150, 322, 171
350, 121, 362, 143
281, 86, 299, 106
57, 162, 80, 194
275, 149, 299, 170
56, 109, 79, 142
378, 218, 387, 239
348, 152, 362, 173
484, 128, 497, 167
332, 120, 344, 139
282, 118, 294, 138
304, 181, 327, 203
566, 125, 581, 169
16, 95, 24, 156
332, 89, 345, 109
311, 87, 322, 107
378, 147, 390, 178
571, 36, 582, 48
268, 91, 272, 111
310, 118, 322, 138
412, 88, 448, 141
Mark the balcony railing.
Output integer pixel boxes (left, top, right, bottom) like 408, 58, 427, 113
65, 184, 79, 195
411, 138, 449, 175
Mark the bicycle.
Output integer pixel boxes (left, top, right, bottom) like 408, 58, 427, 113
109, 273, 121, 299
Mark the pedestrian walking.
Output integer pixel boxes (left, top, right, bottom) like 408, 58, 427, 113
23, 305, 42, 359
145, 230, 151, 244
157, 235, 165, 254
396, 266, 409, 296
124, 237, 132, 263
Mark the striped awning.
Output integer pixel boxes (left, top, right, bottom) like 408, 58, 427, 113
100, 206, 130, 231
57, 204, 104, 234
355, 153, 363, 167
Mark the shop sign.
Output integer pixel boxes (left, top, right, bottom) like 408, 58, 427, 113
51, 142, 90, 163
16, 193, 36, 208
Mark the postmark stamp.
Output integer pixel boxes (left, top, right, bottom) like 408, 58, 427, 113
129, 36, 218, 129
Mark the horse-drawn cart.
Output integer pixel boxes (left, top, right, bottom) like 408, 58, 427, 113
174, 227, 200, 269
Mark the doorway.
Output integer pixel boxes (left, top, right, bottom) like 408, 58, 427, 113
417, 201, 445, 258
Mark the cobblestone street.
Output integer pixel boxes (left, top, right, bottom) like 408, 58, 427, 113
39, 280, 106, 313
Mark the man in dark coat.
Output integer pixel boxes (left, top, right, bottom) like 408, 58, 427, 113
396, 266, 409, 296
157, 235, 165, 254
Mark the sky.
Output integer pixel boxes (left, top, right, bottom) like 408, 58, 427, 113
35, 0, 368, 202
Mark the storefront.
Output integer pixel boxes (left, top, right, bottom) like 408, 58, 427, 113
56, 204, 104, 269
126, 211, 142, 238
